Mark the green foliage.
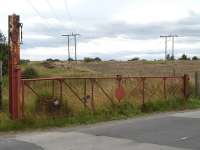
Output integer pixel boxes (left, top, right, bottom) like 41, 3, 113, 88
20, 59, 30, 65
179, 54, 190, 60
0, 31, 6, 43
0, 44, 9, 75
192, 56, 199, 60
22, 67, 39, 79
84, 57, 94, 62
0, 98, 200, 132
128, 57, 140, 61
94, 57, 101, 61
46, 58, 60, 62
84, 57, 102, 62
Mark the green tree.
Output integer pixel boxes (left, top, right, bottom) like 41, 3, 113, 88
0, 32, 8, 75
179, 54, 190, 60
192, 56, 198, 60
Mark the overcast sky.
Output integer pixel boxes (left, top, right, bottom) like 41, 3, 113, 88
1, 0, 200, 60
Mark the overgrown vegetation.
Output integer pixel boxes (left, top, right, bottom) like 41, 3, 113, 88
84, 57, 102, 62
0, 44, 9, 75
0, 98, 200, 132
20, 59, 30, 65
128, 57, 140, 61
22, 67, 39, 79
46, 58, 61, 62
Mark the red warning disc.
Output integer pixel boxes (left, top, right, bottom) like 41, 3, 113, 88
115, 86, 126, 102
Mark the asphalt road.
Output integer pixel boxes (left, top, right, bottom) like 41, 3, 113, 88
1, 110, 200, 150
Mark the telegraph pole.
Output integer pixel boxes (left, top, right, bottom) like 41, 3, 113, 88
62, 34, 73, 62
160, 34, 179, 61
171, 35, 178, 60
72, 33, 80, 63
160, 35, 169, 61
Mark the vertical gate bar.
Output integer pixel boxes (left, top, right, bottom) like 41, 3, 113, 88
21, 80, 25, 117
163, 78, 167, 100
84, 79, 87, 108
91, 79, 95, 113
141, 78, 145, 105
52, 80, 55, 97
183, 74, 189, 100
60, 80, 63, 103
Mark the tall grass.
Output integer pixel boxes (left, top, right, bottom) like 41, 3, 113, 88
0, 98, 200, 132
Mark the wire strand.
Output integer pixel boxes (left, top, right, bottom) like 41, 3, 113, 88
25, 0, 46, 19
45, 0, 60, 21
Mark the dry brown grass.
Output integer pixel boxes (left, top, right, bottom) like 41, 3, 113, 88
26, 60, 200, 82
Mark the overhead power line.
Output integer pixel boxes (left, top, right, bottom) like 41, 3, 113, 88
25, 0, 46, 19
63, 0, 72, 21
45, 0, 60, 20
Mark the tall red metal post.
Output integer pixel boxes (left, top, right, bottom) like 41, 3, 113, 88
8, 14, 22, 120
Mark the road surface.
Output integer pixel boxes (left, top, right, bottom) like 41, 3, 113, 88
1, 110, 200, 150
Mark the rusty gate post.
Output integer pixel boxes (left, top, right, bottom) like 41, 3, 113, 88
8, 14, 22, 119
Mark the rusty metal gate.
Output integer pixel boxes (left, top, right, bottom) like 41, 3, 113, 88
21, 75, 189, 116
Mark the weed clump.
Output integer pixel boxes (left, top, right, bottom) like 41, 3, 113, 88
22, 67, 39, 79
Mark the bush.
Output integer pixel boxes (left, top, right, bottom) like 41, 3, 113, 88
128, 57, 140, 61
0, 44, 9, 75
192, 56, 198, 60
94, 57, 101, 61
179, 54, 190, 60
46, 58, 60, 62
84, 57, 102, 62
20, 59, 30, 65
84, 57, 94, 62
22, 67, 39, 79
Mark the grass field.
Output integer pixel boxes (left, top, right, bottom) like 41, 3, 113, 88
21, 60, 200, 82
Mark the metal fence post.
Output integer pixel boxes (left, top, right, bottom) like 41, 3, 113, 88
141, 77, 145, 105
91, 79, 95, 113
163, 77, 167, 100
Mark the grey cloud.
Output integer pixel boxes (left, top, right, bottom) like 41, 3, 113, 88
22, 12, 200, 49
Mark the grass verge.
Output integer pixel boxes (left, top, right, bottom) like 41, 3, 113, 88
0, 98, 200, 132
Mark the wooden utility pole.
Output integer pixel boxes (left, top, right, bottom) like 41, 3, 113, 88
62, 34, 72, 62
160, 35, 169, 61
0, 61, 2, 111
160, 34, 179, 61
8, 14, 22, 120
72, 33, 80, 63
62, 33, 80, 63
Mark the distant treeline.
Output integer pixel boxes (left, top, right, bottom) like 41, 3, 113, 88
128, 54, 200, 61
